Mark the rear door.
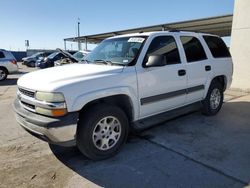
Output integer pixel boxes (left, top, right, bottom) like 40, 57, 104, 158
179, 35, 211, 103
137, 35, 187, 118
202, 35, 233, 87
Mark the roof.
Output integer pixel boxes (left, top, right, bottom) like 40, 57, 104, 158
64, 14, 233, 44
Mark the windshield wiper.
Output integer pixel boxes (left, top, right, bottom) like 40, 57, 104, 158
93, 59, 124, 66
93, 59, 113, 65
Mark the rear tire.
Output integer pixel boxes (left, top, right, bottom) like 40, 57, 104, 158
76, 104, 129, 160
202, 81, 223, 116
0, 67, 8, 81
29, 61, 35, 67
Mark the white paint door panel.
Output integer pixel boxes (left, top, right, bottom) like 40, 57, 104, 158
137, 64, 187, 118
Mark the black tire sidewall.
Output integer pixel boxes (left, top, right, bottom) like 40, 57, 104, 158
77, 104, 129, 160
30, 61, 35, 67
0, 67, 8, 81
202, 81, 223, 115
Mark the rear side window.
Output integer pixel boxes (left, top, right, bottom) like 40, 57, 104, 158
146, 36, 181, 65
203, 36, 231, 58
180, 36, 207, 63
0, 52, 5, 58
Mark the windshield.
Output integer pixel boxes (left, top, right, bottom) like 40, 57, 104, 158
73, 51, 86, 61
47, 52, 59, 59
85, 36, 146, 65
30, 52, 42, 58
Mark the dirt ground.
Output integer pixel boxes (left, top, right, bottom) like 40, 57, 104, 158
0, 65, 98, 188
0, 63, 250, 188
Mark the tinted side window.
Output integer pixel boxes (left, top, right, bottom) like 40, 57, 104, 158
203, 36, 231, 58
0, 52, 5, 58
146, 36, 181, 65
180, 36, 207, 63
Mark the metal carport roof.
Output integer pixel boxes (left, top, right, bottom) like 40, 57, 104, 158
64, 14, 233, 44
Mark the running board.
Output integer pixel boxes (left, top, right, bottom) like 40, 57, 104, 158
132, 102, 201, 131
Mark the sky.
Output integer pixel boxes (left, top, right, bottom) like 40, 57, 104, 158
0, 0, 235, 51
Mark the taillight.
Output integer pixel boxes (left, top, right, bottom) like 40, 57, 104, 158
11, 60, 17, 65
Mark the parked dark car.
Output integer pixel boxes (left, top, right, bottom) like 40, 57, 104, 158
37, 51, 69, 68
22, 52, 50, 67
54, 50, 89, 66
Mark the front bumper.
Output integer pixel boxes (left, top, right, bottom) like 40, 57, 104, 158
13, 99, 78, 146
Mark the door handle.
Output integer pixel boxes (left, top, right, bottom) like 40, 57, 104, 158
205, 65, 211, 71
178, 69, 186, 76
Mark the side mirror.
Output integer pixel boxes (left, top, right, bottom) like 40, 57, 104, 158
146, 55, 166, 67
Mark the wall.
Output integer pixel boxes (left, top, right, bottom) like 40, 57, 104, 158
230, 0, 250, 91
26, 49, 55, 57
11, 51, 26, 61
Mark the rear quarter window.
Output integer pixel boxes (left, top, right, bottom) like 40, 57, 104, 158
203, 36, 231, 58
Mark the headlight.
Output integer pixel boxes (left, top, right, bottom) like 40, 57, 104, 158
35, 92, 65, 102
35, 92, 67, 117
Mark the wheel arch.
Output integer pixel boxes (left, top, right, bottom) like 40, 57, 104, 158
204, 75, 227, 99
211, 75, 227, 91
0, 66, 9, 74
78, 94, 135, 123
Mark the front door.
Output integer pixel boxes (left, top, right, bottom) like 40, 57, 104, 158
137, 35, 187, 118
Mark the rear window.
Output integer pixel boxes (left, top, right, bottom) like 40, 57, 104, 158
0, 52, 5, 58
203, 36, 231, 58
180, 36, 207, 63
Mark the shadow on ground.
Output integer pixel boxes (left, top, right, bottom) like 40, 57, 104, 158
50, 101, 250, 188
0, 78, 18, 86
0, 70, 30, 86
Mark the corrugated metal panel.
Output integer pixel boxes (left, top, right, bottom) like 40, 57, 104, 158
64, 14, 233, 44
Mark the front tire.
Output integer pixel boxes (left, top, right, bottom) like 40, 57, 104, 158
202, 81, 224, 116
76, 104, 129, 160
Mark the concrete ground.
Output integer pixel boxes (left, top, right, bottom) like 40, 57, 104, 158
0, 64, 250, 188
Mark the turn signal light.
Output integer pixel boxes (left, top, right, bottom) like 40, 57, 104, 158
51, 109, 68, 117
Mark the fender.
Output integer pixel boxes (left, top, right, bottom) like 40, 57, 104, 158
70, 86, 139, 120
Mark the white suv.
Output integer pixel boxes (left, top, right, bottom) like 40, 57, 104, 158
0, 49, 18, 81
14, 31, 233, 160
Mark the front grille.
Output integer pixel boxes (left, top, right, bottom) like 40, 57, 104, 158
21, 101, 35, 110
19, 88, 35, 98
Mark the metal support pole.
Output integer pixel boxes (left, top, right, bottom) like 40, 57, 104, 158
77, 18, 81, 50
64, 40, 66, 50
85, 38, 88, 50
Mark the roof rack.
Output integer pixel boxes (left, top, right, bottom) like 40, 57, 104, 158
168, 29, 198, 33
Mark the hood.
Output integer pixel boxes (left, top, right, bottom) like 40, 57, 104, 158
17, 63, 124, 91
57, 48, 78, 62
22, 57, 29, 61
23, 57, 36, 61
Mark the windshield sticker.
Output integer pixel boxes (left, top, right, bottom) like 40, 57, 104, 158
128, 37, 145, 43
123, 59, 129, 63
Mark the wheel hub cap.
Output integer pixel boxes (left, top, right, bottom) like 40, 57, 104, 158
210, 88, 221, 110
92, 116, 121, 151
